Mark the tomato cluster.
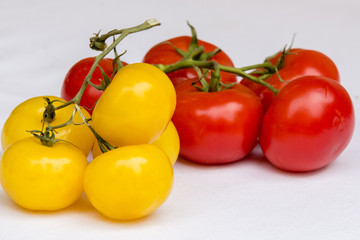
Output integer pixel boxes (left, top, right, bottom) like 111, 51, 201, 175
0, 20, 356, 222
1, 61, 178, 220
142, 32, 354, 172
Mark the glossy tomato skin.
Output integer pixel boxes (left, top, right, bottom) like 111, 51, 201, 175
92, 121, 180, 165
259, 76, 355, 172
61, 57, 127, 114
1, 96, 94, 156
241, 48, 340, 110
172, 80, 263, 164
84, 144, 173, 220
152, 121, 180, 165
143, 36, 237, 86
0, 137, 87, 211
92, 63, 176, 147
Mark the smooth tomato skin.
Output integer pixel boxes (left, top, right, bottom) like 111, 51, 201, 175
241, 48, 340, 110
1, 96, 94, 156
61, 57, 127, 114
92, 63, 176, 147
143, 36, 237, 86
92, 121, 180, 165
84, 144, 173, 220
172, 80, 263, 164
0, 137, 88, 211
152, 121, 180, 165
259, 76, 355, 172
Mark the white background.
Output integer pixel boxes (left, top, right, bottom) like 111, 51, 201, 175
1, 0, 360, 239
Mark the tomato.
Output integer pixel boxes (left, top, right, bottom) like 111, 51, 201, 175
241, 48, 340, 110
0, 137, 87, 211
92, 63, 176, 147
92, 121, 180, 165
84, 144, 173, 220
143, 36, 237, 86
1, 96, 94, 155
152, 121, 180, 165
259, 76, 355, 172
172, 79, 263, 164
61, 57, 127, 114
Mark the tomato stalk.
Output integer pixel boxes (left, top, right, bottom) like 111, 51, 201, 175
28, 129, 58, 147
154, 23, 282, 94
73, 104, 115, 153
54, 19, 160, 111
157, 59, 279, 94
29, 124, 81, 149
40, 19, 160, 149
42, 97, 59, 122
220, 64, 279, 94
89, 19, 160, 51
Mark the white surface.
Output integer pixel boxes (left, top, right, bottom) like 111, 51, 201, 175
1, 0, 360, 239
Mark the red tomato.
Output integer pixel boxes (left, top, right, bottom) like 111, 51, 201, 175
259, 76, 355, 172
172, 80, 263, 164
143, 36, 237, 86
241, 48, 340, 110
61, 57, 127, 114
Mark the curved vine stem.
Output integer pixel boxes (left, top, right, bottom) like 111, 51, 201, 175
73, 104, 115, 153
153, 22, 294, 95
54, 19, 161, 111
38, 19, 160, 149
157, 58, 280, 94
219, 65, 279, 94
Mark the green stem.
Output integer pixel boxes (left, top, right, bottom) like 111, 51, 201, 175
73, 104, 115, 152
55, 19, 161, 111
157, 59, 279, 95
87, 80, 103, 91
208, 61, 221, 92
200, 48, 221, 61
258, 73, 273, 81
238, 61, 276, 72
45, 108, 76, 131
219, 65, 278, 94
32, 19, 160, 148
39, 20, 160, 148
90, 19, 161, 51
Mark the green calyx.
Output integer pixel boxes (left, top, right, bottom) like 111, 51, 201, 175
38, 20, 161, 151
157, 22, 230, 93
43, 97, 56, 123
155, 23, 298, 95
155, 22, 282, 94
29, 129, 58, 147
191, 64, 235, 93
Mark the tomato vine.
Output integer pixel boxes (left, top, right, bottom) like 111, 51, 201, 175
38, 19, 161, 150
39, 19, 283, 151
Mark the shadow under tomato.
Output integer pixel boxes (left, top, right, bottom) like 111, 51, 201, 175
0, 191, 94, 217
63, 193, 94, 213
84, 202, 169, 225
245, 144, 335, 177
72, 192, 169, 224
174, 144, 271, 169
174, 144, 333, 178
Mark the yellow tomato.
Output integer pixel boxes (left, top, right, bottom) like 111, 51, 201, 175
92, 121, 180, 165
1, 96, 94, 156
84, 144, 173, 220
92, 63, 176, 146
152, 121, 180, 165
0, 137, 88, 211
